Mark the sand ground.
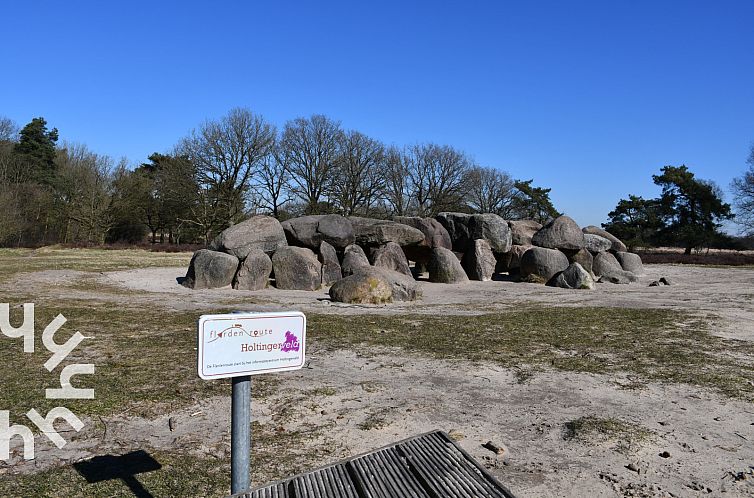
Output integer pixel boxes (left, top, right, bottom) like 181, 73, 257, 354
5, 262, 754, 497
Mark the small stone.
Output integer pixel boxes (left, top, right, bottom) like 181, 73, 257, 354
649, 280, 661, 287
626, 462, 640, 473
659, 450, 671, 458
481, 440, 508, 457
447, 429, 465, 441
659, 277, 672, 285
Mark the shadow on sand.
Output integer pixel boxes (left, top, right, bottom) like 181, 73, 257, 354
74, 450, 162, 498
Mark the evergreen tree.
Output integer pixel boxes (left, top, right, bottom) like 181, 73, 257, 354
653, 165, 733, 254
603, 195, 663, 250
13, 117, 59, 185
510, 179, 560, 223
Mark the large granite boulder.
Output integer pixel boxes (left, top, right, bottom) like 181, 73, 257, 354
395, 216, 452, 264
615, 251, 644, 275
593, 252, 638, 283
567, 248, 594, 275
462, 239, 496, 281
508, 220, 542, 246
371, 242, 412, 276
349, 217, 425, 247
531, 215, 585, 251
232, 249, 271, 291
496, 244, 532, 273
271, 247, 322, 290
209, 216, 287, 259
435, 213, 471, 252
582, 226, 627, 252
584, 233, 613, 254
281, 215, 355, 250
593, 251, 623, 276
550, 263, 595, 290
329, 272, 393, 304
341, 244, 371, 277
183, 249, 239, 289
468, 214, 512, 253
436, 212, 511, 253
428, 247, 469, 284
334, 266, 422, 302
319, 241, 342, 286
394, 216, 452, 249
520, 247, 569, 283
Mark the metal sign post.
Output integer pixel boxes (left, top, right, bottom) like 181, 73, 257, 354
231, 375, 251, 493
197, 311, 306, 495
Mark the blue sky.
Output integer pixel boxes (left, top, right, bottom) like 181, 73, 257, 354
2, 1, 753, 228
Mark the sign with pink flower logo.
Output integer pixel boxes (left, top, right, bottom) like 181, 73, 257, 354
197, 311, 306, 380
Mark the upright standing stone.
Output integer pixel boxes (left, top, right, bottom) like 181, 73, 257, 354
428, 247, 469, 284
371, 242, 412, 276
567, 248, 594, 275
519, 247, 569, 283
319, 241, 342, 286
462, 239, 497, 281
233, 249, 272, 291
272, 247, 322, 290
593, 252, 638, 283
183, 249, 239, 289
341, 244, 371, 276
615, 251, 644, 275
550, 263, 595, 290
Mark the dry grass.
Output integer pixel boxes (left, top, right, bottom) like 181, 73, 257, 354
1, 248, 753, 496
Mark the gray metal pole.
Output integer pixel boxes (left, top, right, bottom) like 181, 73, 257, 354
231, 375, 251, 494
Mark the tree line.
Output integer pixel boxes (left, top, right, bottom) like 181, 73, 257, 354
3, 109, 752, 251
0, 109, 559, 247
603, 155, 754, 253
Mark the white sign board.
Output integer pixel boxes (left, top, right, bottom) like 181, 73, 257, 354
197, 311, 306, 380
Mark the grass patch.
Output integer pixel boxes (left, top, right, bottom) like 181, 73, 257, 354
0, 450, 230, 497
358, 408, 391, 431
0, 416, 336, 498
308, 308, 754, 401
564, 416, 652, 441
0, 301, 278, 424
309, 386, 336, 396
563, 416, 653, 454
0, 247, 191, 283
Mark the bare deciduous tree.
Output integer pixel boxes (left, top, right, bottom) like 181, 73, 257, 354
55, 143, 116, 244
407, 143, 471, 216
281, 114, 341, 214
0, 117, 18, 142
465, 165, 517, 217
179, 107, 275, 228
383, 146, 410, 216
253, 142, 292, 218
331, 130, 385, 216
732, 145, 754, 235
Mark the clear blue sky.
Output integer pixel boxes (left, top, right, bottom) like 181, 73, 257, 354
2, 1, 753, 228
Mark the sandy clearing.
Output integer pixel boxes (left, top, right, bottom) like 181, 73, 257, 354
21, 263, 753, 341
10, 348, 754, 497
5, 263, 754, 497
